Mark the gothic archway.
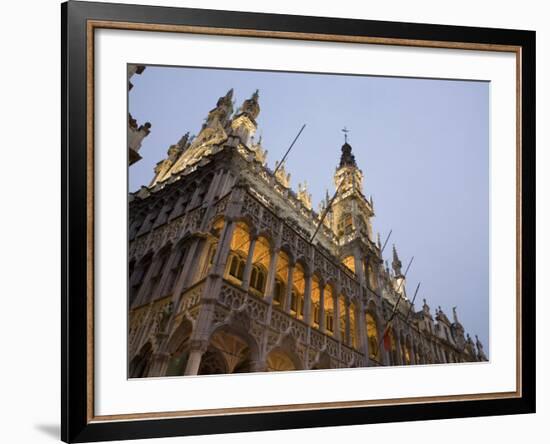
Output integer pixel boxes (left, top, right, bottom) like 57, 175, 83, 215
164, 318, 193, 376
129, 342, 153, 378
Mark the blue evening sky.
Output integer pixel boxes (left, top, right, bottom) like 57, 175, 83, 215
129, 65, 489, 353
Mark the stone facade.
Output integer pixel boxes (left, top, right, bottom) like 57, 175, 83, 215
128, 89, 487, 378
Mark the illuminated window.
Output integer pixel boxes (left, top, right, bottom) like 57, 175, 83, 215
339, 296, 346, 341
337, 212, 353, 235
291, 264, 305, 320
228, 253, 246, 281
273, 279, 285, 305
250, 265, 266, 294
326, 312, 334, 333
324, 284, 334, 334
349, 302, 357, 348
311, 276, 321, 327
313, 304, 320, 325
366, 312, 379, 360
342, 256, 355, 274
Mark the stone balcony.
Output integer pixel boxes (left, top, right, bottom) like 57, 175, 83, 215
176, 279, 367, 370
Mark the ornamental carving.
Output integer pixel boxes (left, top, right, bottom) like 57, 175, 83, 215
270, 310, 291, 333
179, 284, 203, 313
245, 295, 268, 323
282, 225, 295, 248
219, 284, 246, 310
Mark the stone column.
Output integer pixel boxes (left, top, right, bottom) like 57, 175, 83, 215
184, 339, 208, 376
264, 248, 279, 303
333, 289, 341, 341
250, 359, 267, 373
184, 350, 204, 376
318, 284, 325, 332
147, 351, 170, 377
167, 238, 201, 314
303, 273, 312, 324
284, 262, 294, 313
204, 169, 223, 204
151, 247, 181, 301
211, 219, 236, 278
134, 256, 159, 307
357, 307, 369, 358
353, 249, 367, 287
345, 299, 351, 347
241, 236, 257, 291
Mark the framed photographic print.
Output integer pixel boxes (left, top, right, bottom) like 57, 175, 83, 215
61, 0, 536, 442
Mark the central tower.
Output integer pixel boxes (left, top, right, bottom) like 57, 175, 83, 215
331, 138, 374, 243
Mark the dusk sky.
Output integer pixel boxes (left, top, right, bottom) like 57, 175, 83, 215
129, 65, 489, 353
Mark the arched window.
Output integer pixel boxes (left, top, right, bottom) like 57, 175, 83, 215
273, 279, 285, 306
366, 312, 379, 360
249, 236, 271, 296
349, 302, 357, 348
324, 284, 334, 335
338, 296, 346, 341
228, 253, 246, 281
367, 262, 378, 290
311, 276, 321, 328
225, 221, 250, 283
250, 264, 266, 293
290, 264, 305, 320
337, 212, 353, 235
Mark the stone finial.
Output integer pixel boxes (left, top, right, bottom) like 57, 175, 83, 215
251, 135, 268, 165
274, 161, 291, 188
204, 88, 234, 129
297, 181, 313, 210
177, 131, 190, 148
422, 298, 430, 314
239, 89, 260, 121
392, 244, 403, 276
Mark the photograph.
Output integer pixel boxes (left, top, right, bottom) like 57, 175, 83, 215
127, 64, 489, 378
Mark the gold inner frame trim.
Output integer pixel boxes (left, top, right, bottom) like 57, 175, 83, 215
86, 19, 523, 423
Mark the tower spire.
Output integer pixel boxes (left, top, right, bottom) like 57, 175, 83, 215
338, 129, 357, 168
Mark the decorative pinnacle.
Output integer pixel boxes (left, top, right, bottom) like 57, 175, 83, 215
392, 244, 403, 276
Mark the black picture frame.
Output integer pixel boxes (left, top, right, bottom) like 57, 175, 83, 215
61, 1, 536, 442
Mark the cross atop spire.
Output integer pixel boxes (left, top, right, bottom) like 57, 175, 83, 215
342, 126, 350, 144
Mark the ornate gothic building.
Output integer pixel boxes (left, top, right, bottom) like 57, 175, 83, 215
128, 88, 487, 378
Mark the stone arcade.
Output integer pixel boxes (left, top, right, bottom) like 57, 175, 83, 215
128, 88, 487, 377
